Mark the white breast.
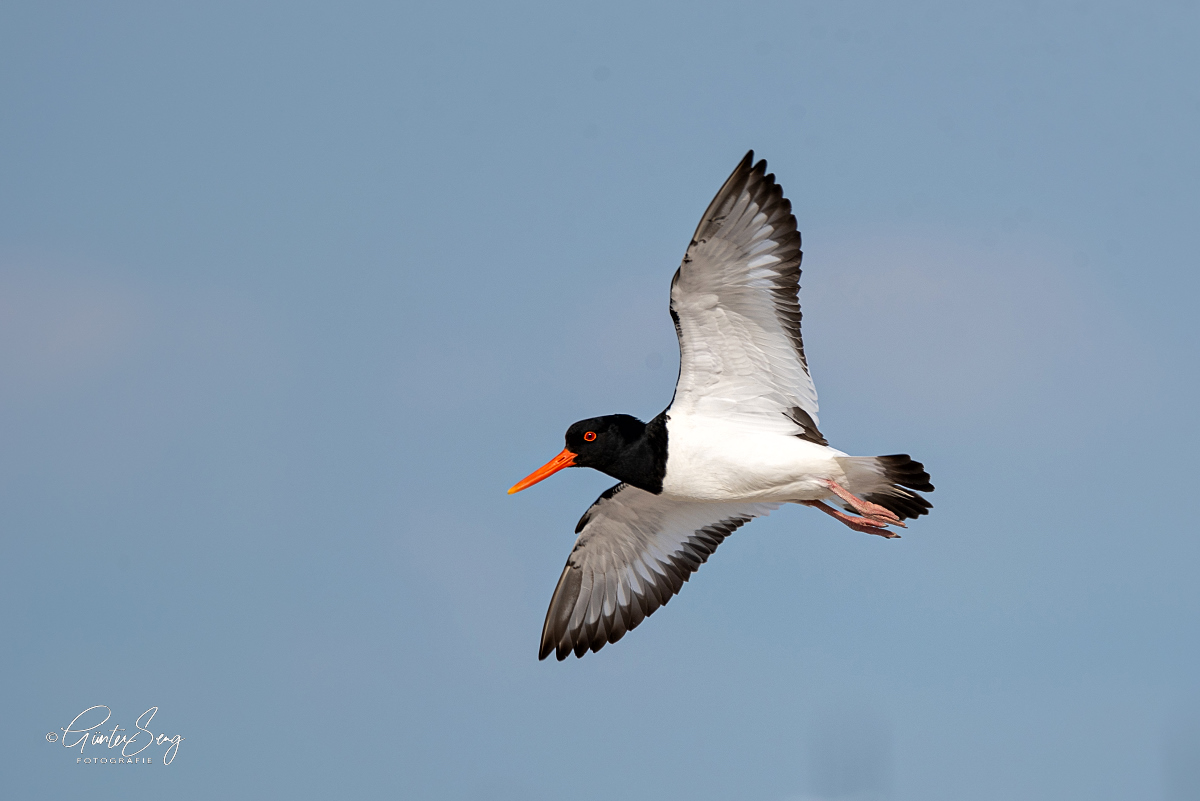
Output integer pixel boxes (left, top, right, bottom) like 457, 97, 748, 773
660, 411, 847, 502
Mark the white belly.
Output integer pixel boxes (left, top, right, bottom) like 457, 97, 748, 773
660, 412, 847, 502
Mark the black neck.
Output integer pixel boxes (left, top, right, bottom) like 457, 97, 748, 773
611, 412, 669, 494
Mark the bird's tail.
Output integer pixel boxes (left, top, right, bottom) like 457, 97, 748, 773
835, 454, 934, 521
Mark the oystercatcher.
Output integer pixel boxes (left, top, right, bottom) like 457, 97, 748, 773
510, 151, 933, 661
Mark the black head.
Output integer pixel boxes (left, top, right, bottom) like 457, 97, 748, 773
508, 412, 667, 495
564, 414, 648, 472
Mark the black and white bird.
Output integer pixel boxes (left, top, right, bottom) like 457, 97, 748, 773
510, 151, 933, 661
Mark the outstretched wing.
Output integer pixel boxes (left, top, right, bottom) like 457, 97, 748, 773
669, 151, 822, 443
540, 483, 778, 660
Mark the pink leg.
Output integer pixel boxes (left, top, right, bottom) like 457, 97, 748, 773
802, 500, 901, 539
822, 479, 905, 528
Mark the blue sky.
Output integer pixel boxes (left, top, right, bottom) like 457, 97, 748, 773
3, 2, 1199, 799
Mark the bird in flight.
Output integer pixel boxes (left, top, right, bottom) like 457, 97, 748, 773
510, 151, 933, 661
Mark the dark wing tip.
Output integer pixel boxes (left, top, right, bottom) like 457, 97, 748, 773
541, 491, 765, 662
539, 560, 583, 662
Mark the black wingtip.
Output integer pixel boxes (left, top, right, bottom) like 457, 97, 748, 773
741, 150, 770, 179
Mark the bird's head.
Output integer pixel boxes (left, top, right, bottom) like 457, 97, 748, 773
508, 414, 647, 494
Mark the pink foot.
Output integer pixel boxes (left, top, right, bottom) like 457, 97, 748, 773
803, 500, 901, 539
822, 479, 905, 528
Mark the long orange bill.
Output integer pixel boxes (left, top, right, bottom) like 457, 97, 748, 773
508, 448, 577, 494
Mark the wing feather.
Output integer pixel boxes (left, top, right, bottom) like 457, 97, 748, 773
539, 483, 778, 660
669, 151, 820, 440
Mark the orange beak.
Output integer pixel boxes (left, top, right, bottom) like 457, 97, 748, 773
508, 448, 577, 494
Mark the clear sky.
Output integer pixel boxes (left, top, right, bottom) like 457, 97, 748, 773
3, 2, 1199, 799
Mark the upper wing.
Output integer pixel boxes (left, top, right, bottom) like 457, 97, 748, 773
669, 151, 823, 442
540, 483, 778, 660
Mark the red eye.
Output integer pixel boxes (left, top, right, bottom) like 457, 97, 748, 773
584, 431, 597, 442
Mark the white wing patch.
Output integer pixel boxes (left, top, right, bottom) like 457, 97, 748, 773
669, 152, 821, 441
